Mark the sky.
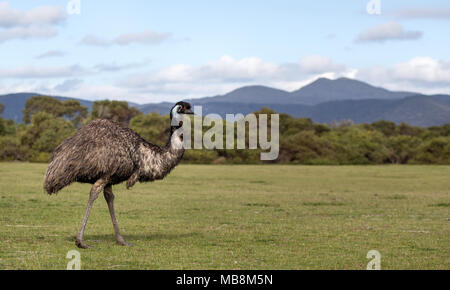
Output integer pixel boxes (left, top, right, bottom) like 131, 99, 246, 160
0, 0, 449, 104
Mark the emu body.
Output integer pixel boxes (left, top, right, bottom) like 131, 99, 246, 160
44, 102, 193, 248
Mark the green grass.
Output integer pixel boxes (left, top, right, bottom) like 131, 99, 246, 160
0, 163, 449, 270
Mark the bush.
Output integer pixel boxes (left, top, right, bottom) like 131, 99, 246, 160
327, 127, 389, 164
129, 113, 169, 146
0, 136, 28, 161
21, 112, 76, 157
29, 152, 53, 163
411, 137, 450, 164
183, 149, 220, 164
386, 135, 421, 164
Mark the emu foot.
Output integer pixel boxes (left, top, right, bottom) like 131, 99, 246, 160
117, 239, 133, 247
75, 239, 93, 249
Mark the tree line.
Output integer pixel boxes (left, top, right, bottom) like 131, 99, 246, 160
0, 96, 449, 164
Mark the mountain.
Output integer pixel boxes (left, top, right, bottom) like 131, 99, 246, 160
184, 77, 415, 105
290, 77, 414, 105
139, 94, 450, 127
301, 94, 450, 127
1, 78, 449, 126
379, 95, 450, 127
185, 85, 291, 104
137, 102, 174, 115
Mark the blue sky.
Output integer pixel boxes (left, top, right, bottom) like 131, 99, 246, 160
0, 0, 449, 103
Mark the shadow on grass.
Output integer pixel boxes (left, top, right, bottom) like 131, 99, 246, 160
430, 203, 450, 207
303, 201, 345, 206
66, 232, 200, 242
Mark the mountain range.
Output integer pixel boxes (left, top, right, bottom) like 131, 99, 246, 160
1, 78, 449, 127
185, 77, 414, 105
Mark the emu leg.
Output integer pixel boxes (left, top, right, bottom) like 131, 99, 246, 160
75, 180, 105, 249
104, 185, 132, 246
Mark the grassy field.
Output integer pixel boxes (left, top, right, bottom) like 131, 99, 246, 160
0, 162, 448, 270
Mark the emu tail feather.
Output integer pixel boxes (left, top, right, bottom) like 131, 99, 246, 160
44, 155, 76, 195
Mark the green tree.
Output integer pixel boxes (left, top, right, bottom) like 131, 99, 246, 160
282, 118, 314, 136
412, 137, 450, 164
129, 113, 169, 146
183, 149, 221, 164
314, 123, 331, 135
0, 136, 28, 161
371, 120, 397, 137
327, 126, 389, 164
0, 117, 6, 136
23, 96, 87, 127
279, 130, 336, 164
386, 135, 421, 164
0, 103, 6, 136
62, 99, 89, 127
428, 124, 450, 137
21, 112, 76, 162
91, 100, 141, 126
396, 122, 424, 137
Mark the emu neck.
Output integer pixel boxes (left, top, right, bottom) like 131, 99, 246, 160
166, 125, 184, 152
137, 125, 184, 182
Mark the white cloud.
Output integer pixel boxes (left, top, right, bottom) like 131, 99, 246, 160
56, 84, 132, 102
0, 80, 132, 103
356, 22, 422, 43
80, 34, 111, 47
75, 55, 450, 102
0, 26, 57, 42
115, 30, 171, 45
94, 60, 151, 72
53, 79, 84, 92
3, 55, 449, 103
0, 59, 149, 81
0, 2, 66, 42
0, 65, 86, 79
145, 56, 281, 84
116, 55, 350, 102
0, 82, 47, 95
125, 55, 346, 86
298, 55, 346, 74
80, 30, 171, 47
116, 56, 450, 102
391, 57, 450, 83
0, 2, 66, 28
356, 57, 450, 94
36, 50, 65, 59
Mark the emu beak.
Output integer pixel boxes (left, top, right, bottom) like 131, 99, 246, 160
184, 108, 194, 115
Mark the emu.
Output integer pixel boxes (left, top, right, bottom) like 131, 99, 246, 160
44, 101, 193, 248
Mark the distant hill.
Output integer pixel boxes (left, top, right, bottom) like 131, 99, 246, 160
139, 95, 450, 127
290, 77, 414, 105
301, 94, 450, 127
1, 78, 449, 126
185, 85, 291, 104
185, 77, 415, 105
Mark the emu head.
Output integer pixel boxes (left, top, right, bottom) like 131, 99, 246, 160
170, 101, 193, 128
